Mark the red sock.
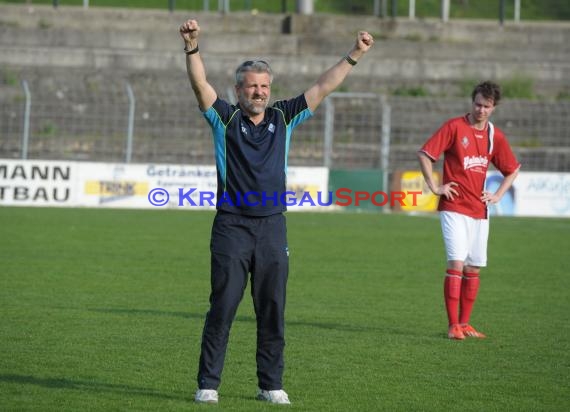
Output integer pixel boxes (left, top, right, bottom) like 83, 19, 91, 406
444, 270, 462, 326
459, 272, 480, 325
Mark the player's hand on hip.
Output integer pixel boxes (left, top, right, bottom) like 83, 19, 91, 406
437, 182, 459, 200
481, 190, 499, 204
180, 19, 200, 42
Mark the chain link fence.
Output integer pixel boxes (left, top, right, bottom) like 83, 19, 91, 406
1, 72, 569, 172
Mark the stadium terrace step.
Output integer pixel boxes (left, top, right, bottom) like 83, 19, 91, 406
0, 5, 286, 34
1, 5, 569, 98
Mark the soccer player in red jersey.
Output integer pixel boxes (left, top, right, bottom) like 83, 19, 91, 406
417, 81, 521, 340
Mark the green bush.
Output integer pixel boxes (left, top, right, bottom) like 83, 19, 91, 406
501, 75, 535, 99
392, 86, 428, 97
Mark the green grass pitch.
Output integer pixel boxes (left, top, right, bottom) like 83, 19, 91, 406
1, 207, 569, 411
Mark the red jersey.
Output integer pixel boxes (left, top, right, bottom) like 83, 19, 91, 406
420, 114, 520, 219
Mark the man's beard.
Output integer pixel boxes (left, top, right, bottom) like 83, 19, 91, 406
240, 96, 268, 115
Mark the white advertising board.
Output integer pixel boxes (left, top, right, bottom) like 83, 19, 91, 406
4, 160, 566, 217
486, 171, 570, 217
77, 163, 218, 209
512, 172, 570, 217
0, 159, 77, 207
1, 159, 329, 212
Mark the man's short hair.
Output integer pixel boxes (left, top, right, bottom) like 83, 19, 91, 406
235, 60, 273, 86
472, 81, 501, 106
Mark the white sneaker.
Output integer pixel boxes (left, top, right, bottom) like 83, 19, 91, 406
256, 388, 291, 404
195, 389, 219, 404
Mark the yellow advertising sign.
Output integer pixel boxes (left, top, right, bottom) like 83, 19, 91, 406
84, 180, 149, 197
400, 171, 440, 212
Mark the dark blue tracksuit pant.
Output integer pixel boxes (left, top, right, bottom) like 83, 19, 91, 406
197, 211, 289, 391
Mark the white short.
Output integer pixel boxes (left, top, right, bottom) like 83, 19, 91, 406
440, 211, 489, 267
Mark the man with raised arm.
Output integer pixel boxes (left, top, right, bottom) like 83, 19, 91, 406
179, 18, 374, 404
